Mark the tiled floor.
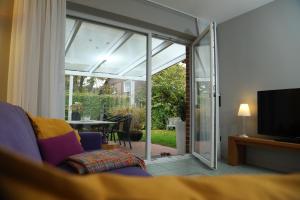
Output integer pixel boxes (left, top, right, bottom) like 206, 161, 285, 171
146, 156, 278, 176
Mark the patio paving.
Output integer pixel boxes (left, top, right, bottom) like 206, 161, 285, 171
119, 141, 178, 159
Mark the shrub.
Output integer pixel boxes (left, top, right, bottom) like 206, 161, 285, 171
110, 107, 146, 130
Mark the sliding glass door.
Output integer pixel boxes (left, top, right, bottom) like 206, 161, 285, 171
191, 23, 218, 169
65, 17, 187, 161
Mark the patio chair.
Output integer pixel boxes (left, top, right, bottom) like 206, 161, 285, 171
117, 115, 132, 149
107, 114, 123, 142
166, 117, 180, 130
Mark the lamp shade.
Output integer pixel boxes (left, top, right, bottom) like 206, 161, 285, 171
238, 104, 251, 117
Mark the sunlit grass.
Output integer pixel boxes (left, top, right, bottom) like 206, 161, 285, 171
141, 130, 176, 148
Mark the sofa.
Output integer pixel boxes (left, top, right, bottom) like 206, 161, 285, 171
1, 141, 300, 200
0, 102, 150, 176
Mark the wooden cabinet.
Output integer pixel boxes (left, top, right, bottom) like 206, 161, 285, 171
228, 136, 300, 166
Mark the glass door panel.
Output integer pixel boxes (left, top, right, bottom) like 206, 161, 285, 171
64, 17, 147, 159
192, 23, 218, 169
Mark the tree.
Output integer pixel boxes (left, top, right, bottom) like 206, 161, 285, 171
99, 79, 113, 95
79, 76, 85, 92
73, 76, 78, 92
87, 77, 95, 92
151, 63, 186, 129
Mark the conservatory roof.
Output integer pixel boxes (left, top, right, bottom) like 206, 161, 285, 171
65, 18, 186, 81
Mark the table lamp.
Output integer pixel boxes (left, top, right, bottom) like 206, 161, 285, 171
238, 104, 251, 137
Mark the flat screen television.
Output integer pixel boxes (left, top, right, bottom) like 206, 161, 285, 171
257, 88, 300, 139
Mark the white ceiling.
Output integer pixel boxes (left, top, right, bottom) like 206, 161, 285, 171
147, 0, 274, 23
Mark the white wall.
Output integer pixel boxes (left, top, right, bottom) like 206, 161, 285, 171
218, 0, 300, 172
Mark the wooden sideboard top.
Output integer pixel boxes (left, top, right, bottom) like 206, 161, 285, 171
229, 136, 300, 150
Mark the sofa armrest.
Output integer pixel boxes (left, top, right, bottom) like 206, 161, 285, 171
79, 132, 102, 151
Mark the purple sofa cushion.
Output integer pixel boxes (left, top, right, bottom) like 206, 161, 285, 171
107, 167, 151, 177
79, 132, 102, 151
0, 102, 42, 162
38, 131, 84, 165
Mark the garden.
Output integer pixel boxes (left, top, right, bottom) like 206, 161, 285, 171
65, 63, 185, 149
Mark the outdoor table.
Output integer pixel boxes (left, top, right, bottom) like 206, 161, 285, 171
67, 120, 116, 143
67, 120, 116, 126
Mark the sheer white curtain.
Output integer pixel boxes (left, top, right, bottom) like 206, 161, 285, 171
7, 0, 66, 118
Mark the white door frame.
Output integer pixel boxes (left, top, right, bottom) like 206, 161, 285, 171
190, 22, 219, 169
145, 33, 152, 161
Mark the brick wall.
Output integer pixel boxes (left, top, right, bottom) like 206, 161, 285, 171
185, 46, 191, 153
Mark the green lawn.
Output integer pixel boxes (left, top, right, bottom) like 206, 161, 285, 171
141, 130, 176, 148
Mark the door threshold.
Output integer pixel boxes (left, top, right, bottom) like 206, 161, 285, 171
145, 154, 192, 165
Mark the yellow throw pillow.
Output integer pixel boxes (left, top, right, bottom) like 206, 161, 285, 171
27, 115, 81, 142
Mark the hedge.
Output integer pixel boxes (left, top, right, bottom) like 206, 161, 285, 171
65, 93, 130, 120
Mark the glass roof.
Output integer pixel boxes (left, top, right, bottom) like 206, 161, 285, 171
65, 18, 186, 80
125, 43, 186, 77
96, 34, 147, 74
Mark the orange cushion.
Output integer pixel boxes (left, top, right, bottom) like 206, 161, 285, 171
27, 114, 81, 142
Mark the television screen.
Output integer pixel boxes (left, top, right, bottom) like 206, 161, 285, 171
258, 88, 300, 138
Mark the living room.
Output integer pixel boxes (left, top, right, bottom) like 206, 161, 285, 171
0, 0, 299, 199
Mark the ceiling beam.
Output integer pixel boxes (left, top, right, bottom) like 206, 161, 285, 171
65, 20, 82, 54
89, 32, 134, 73
65, 70, 145, 81
118, 40, 173, 76
144, 54, 186, 77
